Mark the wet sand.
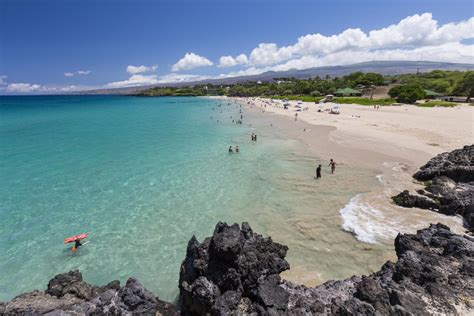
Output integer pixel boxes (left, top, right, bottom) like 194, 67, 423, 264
222, 96, 470, 287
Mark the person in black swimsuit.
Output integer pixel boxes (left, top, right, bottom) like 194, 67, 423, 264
316, 165, 322, 179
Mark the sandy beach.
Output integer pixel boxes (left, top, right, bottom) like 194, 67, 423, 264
234, 97, 473, 168
220, 96, 472, 286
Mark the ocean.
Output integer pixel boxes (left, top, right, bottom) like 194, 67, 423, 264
2, 95, 460, 302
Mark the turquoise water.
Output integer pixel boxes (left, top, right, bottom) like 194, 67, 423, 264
0, 95, 312, 301
0, 95, 392, 302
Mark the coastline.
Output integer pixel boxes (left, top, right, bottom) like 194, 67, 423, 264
1, 95, 470, 304
218, 95, 470, 286
229, 96, 473, 168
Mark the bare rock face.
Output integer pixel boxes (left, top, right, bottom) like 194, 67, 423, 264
179, 222, 474, 315
414, 145, 474, 182
393, 145, 474, 230
0, 271, 178, 315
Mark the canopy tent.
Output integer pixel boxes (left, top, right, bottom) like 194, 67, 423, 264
334, 88, 362, 97
424, 89, 442, 98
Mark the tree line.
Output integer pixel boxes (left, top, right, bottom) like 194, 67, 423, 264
136, 70, 473, 104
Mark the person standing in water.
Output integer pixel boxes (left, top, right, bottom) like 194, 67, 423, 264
235, 146, 240, 153
229, 146, 233, 154
329, 159, 336, 174
316, 164, 322, 179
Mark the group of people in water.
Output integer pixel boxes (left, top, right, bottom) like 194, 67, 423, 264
228, 131, 261, 154
228, 145, 240, 154
315, 158, 336, 179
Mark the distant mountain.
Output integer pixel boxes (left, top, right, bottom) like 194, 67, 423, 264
80, 61, 474, 95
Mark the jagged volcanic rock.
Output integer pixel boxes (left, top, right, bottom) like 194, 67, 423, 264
391, 190, 439, 209
413, 145, 474, 182
0, 271, 178, 315
179, 222, 474, 315
179, 221, 290, 315
2, 222, 473, 315
393, 145, 474, 230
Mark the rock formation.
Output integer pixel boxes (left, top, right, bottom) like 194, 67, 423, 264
1, 222, 473, 315
179, 222, 473, 315
0, 270, 178, 315
392, 145, 474, 229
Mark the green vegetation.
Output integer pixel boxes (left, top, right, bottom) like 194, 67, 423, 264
417, 100, 458, 107
388, 84, 426, 104
136, 70, 473, 106
333, 97, 396, 105
386, 70, 471, 95
269, 95, 324, 102
452, 71, 474, 100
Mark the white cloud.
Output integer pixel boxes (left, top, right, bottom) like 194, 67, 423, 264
6, 83, 42, 93
64, 70, 91, 77
0, 75, 7, 85
157, 73, 211, 83
126, 64, 158, 74
172, 52, 214, 72
106, 74, 160, 88
218, 54, 248, 67
240, 13, 474, 69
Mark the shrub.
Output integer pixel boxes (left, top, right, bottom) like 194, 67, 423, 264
389, 85, 426, 103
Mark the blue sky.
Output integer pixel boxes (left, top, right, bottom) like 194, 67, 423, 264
0, 0, 473, 94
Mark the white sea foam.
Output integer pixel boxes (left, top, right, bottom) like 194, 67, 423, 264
339, 194, 399, 244
376, 174, 384, 183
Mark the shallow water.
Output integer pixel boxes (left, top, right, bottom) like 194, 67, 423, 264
0, 96, 464, 302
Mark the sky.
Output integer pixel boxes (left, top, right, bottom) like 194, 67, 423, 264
0, 0, 473, 94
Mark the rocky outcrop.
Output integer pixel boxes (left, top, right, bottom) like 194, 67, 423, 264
414, 145, 474, 182
393, 145, 474, 230
179, 222, 474, 315
391, 190, 439, 209
0, 270, 178, 315
2, 222, 473, 315
179, 222, 290, 315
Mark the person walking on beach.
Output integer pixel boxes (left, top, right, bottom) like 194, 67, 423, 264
295, 113, 298, 121
329, 159, 336, 174
316, 164, 322, 179
229, 146, 233, 154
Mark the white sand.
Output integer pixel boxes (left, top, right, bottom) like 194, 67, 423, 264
216, 96, 472, 286
235, 97, 473, 168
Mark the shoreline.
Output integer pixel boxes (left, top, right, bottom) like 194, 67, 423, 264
218, 95, 469, 285
229, 96, 472, 168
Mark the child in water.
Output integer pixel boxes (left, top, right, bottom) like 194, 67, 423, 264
235, 146, 240, 153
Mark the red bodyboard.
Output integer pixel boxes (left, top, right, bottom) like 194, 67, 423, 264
64, 233, 88, 244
